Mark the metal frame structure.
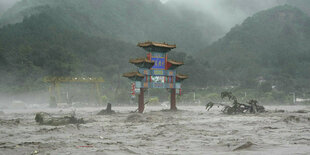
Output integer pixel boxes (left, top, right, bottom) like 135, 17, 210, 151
44, 77, 104, 105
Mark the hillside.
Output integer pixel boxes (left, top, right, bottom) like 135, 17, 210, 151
0, 0, 222, 53
2, 2, 310, 103
0, 11, 148, 94
166, 0, 310, 33
0, 8, 203, 103
199, 5, 310, 92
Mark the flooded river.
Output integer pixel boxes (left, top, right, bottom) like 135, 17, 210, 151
0, 105, 310, 155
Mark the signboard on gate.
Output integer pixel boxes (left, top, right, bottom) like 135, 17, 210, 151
151, 57, 165, 69
151, 76, 165, 83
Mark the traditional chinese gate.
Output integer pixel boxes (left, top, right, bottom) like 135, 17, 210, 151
123, 41, 187, 113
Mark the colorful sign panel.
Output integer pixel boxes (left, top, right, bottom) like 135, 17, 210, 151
135, 82, 179, 89
151, 57, 165, 69
135, 81, 142, 88
138, 69, 176, 76
153, 82, 165, 88
153, 70, 164, 76
131, 83, 135, 97
151, 76, 165, 83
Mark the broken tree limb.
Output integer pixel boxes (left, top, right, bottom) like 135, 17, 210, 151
206, 92, 265, 115
133, 100, 150, 113
206, 102, 231, 111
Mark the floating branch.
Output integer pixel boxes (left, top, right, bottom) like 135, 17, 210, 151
206, 91, 265, 115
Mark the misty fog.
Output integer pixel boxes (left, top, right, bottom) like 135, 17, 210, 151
0, 0, 19, 15
166, 0, 308, 32
0, 0, 306, 33
0, 0, 309, 110
1, 0, 310, 154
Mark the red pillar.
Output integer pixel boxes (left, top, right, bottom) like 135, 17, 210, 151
138, 88, 144, 113
170, 88, 177, 110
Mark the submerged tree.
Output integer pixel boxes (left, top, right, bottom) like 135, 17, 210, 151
206, 91, 265, 115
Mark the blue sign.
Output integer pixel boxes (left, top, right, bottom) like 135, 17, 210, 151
151, 57, 165, 69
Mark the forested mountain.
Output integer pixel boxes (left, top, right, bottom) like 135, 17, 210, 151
1, 1, 310, 103
2, 0, 309, 53
199, 5, 310, 93
0, 11, 146, 93
0, 0, 222, 53
0, 0, 204, 104
0, 9, 198, 102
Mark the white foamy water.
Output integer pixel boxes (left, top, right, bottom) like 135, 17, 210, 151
0, 105, 310, 155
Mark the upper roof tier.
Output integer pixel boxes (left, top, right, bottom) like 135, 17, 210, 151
129, 58, 153, 64
137, 41, 176, 50
129, 58, 155, 69
123, 72, 144, 81
167, 60, 184, 66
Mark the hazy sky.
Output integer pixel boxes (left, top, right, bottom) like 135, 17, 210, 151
165, 0, 286, 31
1, 0, 307, 33
0, 0, 20, 15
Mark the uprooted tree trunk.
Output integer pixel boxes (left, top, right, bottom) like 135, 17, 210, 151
206, 91, 265, 115
97, 103, 115, 115
35, 112, 85, 126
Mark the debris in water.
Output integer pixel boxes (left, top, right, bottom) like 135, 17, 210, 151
233, 141, 254, 151
263, 126, 278, 130
0, 142, 16, 149
31, 150, 39, 155
275, 109, 285, 113
97, 103, 115, 115
206, 92, 265, 115
133, 100, 150, 113
295, 110, 308, 113
126, 113, 144, 122
283, 115, 310, 123
0, 119, 20, 126
283, 115, 301, 123
35, 112, 85, 126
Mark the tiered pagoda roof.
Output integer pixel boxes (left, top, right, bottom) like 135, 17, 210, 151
124, 41, 188, 84
137, 41, 176, 49
129, 58, 155, 69
167, 60, 184, 70
176, 74, 188, 82
123, 72, 144, 81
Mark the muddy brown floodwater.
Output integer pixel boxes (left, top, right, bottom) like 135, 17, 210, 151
0, 105, 310, 155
